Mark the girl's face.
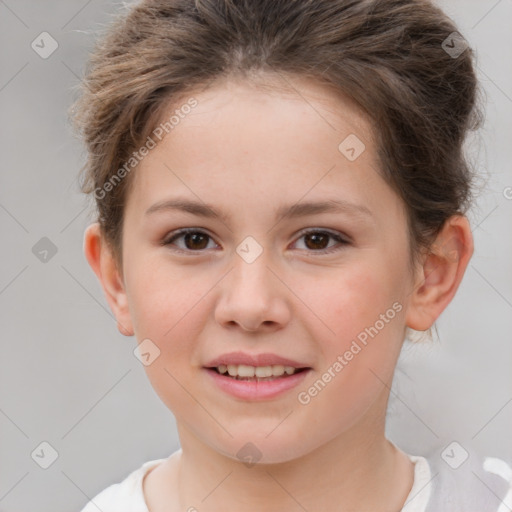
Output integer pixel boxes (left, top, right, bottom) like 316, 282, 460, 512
119, 76, 417, 463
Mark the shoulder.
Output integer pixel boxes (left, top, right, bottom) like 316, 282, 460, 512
422, 443, 512, 512
79, 458, 167, 512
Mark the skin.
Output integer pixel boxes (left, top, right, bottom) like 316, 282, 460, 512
84, 74, 473, 512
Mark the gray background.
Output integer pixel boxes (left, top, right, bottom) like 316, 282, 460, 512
0, 1, 511, 511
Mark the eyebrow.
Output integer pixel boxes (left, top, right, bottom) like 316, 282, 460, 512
145, 197, 374, 224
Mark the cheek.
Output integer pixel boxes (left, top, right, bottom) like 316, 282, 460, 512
125, 261, 212, 412
306, 260, 402, 345
125, 258, 209, 355
303, 257, 407, 392
293, 265, 406, 439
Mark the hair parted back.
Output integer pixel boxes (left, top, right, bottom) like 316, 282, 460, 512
71, 0, 482, 274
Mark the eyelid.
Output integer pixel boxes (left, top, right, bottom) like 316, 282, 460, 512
294, 227, 351, 244
291, 228, 351, 254
161, 227, 220, 252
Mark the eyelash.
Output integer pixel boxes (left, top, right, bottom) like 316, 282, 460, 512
161, 228, 350, 255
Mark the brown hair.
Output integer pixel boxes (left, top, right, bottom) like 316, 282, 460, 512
71, 0, 482, 280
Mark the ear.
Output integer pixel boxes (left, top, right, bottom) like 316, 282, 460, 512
406, 215, 474, 331
83, 223, 134, 337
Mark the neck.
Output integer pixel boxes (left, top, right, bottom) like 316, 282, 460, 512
172, 419, 413, 511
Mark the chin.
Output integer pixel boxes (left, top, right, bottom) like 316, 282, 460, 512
211, 432, 314, 466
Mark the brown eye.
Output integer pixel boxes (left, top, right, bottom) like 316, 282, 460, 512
294, 229, 349, 254
163, 229, 216, 252
182, 232, 209, 250
303, 232, 330, 250
163, 228, 349, 255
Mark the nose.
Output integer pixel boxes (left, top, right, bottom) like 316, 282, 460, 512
214, 251, 291, 333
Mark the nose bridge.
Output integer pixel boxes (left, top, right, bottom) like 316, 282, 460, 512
230, 237, 275, 301
214, 236, 291, 331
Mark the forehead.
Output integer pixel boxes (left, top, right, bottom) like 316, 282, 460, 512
162, 73, 375, 143
126, 74, 403, 228
139, 75, 374, 169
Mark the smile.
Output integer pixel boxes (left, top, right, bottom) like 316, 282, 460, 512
204, 366, 312, 400
214, 364, 305, 379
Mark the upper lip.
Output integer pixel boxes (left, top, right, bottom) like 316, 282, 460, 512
204, 351, 311, 369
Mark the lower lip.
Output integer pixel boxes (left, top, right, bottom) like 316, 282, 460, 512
204, 368, 311, 401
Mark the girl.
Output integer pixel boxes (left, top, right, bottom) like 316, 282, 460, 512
72, 0, 511, 510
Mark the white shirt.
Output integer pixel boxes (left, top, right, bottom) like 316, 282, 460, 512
79, 446, 512, 512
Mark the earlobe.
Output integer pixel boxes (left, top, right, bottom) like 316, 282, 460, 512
83, 223, 134, 337
405, 215, 474, 331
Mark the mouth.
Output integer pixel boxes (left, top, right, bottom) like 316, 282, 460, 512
206, 364, 310, 381
202, 352, 313, 400
203, 364, 312, 400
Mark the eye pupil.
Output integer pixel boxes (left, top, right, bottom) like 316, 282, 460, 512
304, 233, 329, 250
185, 232, 209, 250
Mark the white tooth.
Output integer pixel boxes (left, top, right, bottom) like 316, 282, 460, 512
255, 366, 273, 378
219, 364, 298, 378
227, 364, 238, 376
237, 364, 255, 377
284, 366, 296, 375
271, 365, 285, 376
